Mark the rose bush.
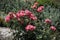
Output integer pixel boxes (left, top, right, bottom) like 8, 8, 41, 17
3, 0, 60, 40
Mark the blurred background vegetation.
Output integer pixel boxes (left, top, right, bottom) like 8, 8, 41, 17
0, 0, 60, 13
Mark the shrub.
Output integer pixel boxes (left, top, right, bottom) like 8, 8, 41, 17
4, 1, 60, 40
0, 0, 60, 40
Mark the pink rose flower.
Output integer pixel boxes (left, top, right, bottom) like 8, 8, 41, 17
32, 16, 37, 20
8, 12, 16, 18
19, 10, 25, 17
45, 19, 52, 24
50, 26, 56, 31
20, 10, 25, 13
40, 6, 44, 9
8, 12, 14, 18
16, 10, 25, 18
31, 2, 38, 9
37, 6, 44, 12
16, 13, 21, 18
5, 15, 11, 22
25, 10, 32, 16
25, 25, 36, 31
29, 14, 37, 20
30, 16, 37, 20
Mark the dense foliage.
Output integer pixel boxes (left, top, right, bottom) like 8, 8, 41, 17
0, 0, 60, 40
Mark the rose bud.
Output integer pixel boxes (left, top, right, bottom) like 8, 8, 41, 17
45, 18, 52, 24
5, 15, 11, 22
37, 6, 44, 12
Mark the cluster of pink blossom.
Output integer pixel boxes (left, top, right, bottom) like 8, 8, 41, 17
5, 12, 16, 22
5, 2, 56, 32
44, 18, 56, 31
31, 2, 44, 12
5, 10, 37, 22
5, 10, 37, 31
25, 10, 37, 20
